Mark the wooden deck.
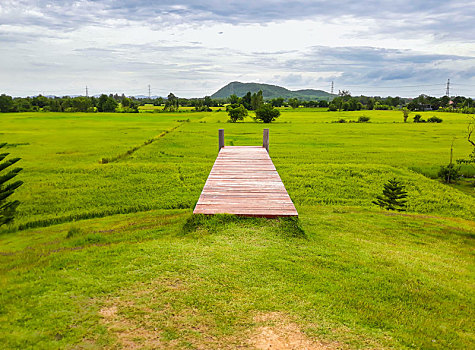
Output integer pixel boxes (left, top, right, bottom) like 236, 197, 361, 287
193, 146, 298, 217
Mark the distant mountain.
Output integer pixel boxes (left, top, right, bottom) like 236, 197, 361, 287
132, 95, 162, 99
211, 81, 335, 101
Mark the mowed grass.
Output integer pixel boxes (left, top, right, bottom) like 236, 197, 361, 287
1, 208, 473, 349
0, 109, 474, 348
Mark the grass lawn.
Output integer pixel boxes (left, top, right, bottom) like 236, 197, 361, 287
1, 109, 474, 348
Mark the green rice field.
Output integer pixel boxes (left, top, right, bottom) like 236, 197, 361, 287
1, 109, 474, 349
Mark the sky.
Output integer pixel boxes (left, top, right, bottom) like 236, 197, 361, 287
0, 0, 474, 98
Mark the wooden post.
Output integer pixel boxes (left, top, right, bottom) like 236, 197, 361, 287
263, 129, 269, 153
219, 129, 224, 151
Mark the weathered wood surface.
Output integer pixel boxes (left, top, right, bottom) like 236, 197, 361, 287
193, 146, 298, 217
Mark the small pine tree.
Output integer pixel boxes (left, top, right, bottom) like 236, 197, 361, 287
372, 178, 407, 211
0, 143, 23, 226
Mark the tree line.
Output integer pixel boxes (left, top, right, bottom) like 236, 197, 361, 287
0, 91, 473, 113
327, 91, 474, 113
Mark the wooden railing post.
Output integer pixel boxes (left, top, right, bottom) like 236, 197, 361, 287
219, 129, 224, 151
263, 129, 269, 153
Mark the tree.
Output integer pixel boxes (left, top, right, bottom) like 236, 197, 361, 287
0, 143, 23, 226
227, 104, 248, 123
456, 116, 475, 180
438, 137, 460, 184
164, 93, 179, 112
49, 99, 62, 112
228, 94, 240, 105
250, 90, 263, 110
366, 98, 375, 110
122, 97, 131, 107
153, 97, 164, 106
254, 104, 280, 123
203, 96, 213, 107
318, 100, 329, 108
31, 95, 49, 109
438, 164, 460, 183
346, 98, 362, 111
288, 98, 300, 109
270, 98, 284, 107
402, 108, 410, 122
71, 96, 93, 112
102, 97, 118, 112
241, 92, 252, 110
467, 116, 475, 148
97, 94, 108, 112
372, 178, 408, 211
0, 94, 15, 113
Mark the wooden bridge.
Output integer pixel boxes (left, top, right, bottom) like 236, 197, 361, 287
193, 129, 298, 218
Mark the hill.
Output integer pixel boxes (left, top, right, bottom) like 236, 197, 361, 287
211, 81, 335, 100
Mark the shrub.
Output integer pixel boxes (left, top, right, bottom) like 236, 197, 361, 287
357, 116, 370, 123
427, 116, 443, 123
332, 118, 347, 123
254, 104, 280, 123
413, 114, 425, 123
438, 164, 460, 183
66, 226, 82, 238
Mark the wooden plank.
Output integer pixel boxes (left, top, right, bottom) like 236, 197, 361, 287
193, 146, 298, 217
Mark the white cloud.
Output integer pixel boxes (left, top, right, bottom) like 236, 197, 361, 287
0, 0, 474, 97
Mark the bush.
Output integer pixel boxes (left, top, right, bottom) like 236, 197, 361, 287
357, 116, 370, 123
254, 104, 280, 123
427, 116, 443, 123
328, 104, 338, 111
438, 164, 460, 183
66, 226, 82, 238
332, 118, 347, 123
413, 114, 425, 123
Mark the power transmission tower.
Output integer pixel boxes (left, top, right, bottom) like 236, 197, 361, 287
445, 79, 450, 96
148, 84, 151, 99
85, 86, 88, 97
331, 81, 334, 94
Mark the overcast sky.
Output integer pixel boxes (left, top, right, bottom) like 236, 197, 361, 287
1, 0, 474, 97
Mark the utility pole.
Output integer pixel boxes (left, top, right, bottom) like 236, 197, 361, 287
85, 86, 88, 97
445, 79, 450, 97
331, 81, 334, 94
148, 84, 151, 99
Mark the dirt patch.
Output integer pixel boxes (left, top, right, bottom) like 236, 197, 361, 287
250, 312, 342, 350
100, 282, 344, 349
99, 306, 118, 319
99, 301, 162, 349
